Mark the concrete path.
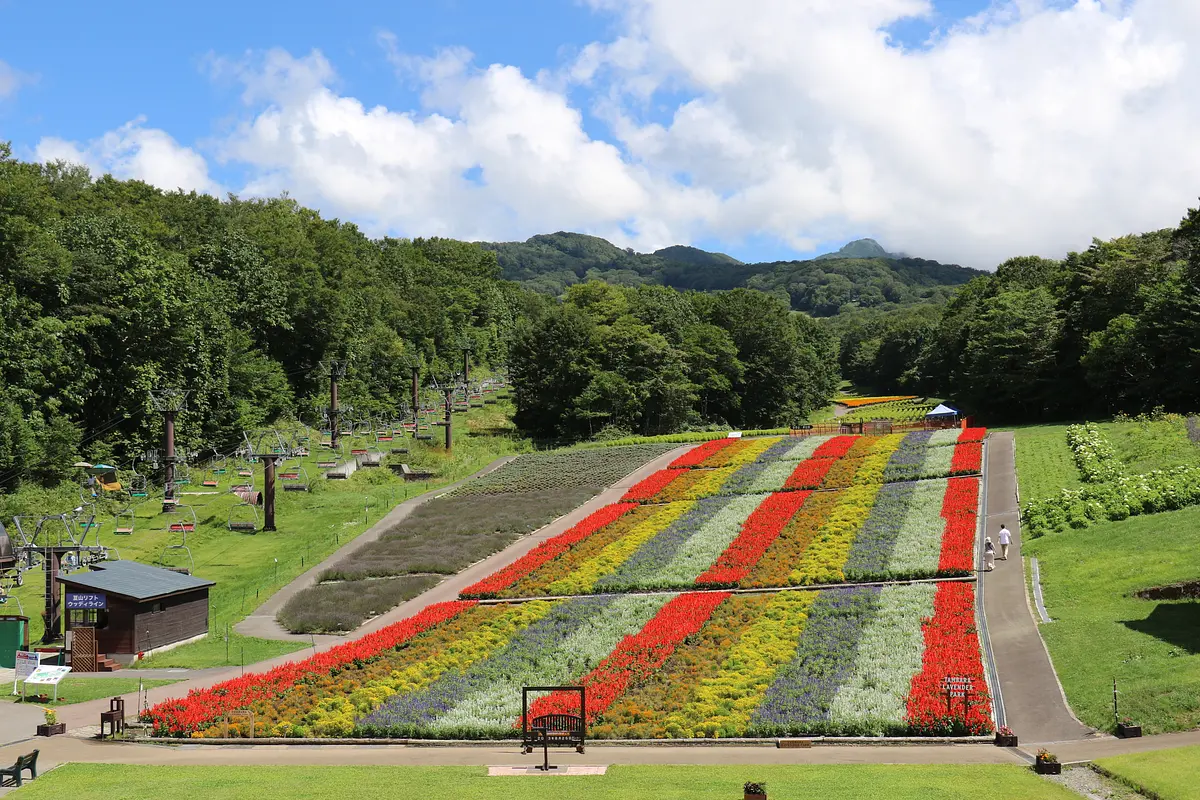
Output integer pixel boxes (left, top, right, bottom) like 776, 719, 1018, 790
235, 455, 520, 642
981, 432, 1093, 745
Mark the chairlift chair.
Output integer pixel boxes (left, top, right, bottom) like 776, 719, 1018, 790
166, 506, 197, 534
113, 506, 136, 536
280, 461, 310, 492
175, 462, 192, 487
228, 501, 260, 533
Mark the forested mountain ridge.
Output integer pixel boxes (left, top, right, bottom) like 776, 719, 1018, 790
482, 232, 985, 315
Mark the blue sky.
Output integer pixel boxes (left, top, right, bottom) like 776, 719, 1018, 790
1, 1, 1185, 269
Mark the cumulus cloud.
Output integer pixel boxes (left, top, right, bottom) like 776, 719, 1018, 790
35, 118, 220, 195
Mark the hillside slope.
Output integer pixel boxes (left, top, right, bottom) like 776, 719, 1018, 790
481, 232, 984, 315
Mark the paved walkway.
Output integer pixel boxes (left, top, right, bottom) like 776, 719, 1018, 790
981, 432, 1093, 745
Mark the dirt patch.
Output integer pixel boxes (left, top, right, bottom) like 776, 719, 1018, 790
1135, 581, 1200, 600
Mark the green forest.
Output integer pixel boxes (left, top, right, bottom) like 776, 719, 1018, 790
840, 205, 1200, 421
0, 146, 836, 493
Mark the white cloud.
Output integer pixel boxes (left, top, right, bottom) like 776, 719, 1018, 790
577, 0, 1200, 266
215, 48, 715, 247
0, 58, 32, 100
35, 118, 220, 195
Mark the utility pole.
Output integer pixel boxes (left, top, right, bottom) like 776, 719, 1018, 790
411, 365, 420, 438
442, 383, 456, 452
150, 389, 190, 513
323, 359, 349, 449
250, 453, 282, 532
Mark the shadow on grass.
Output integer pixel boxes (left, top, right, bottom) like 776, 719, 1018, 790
1122, 601, 1200, 654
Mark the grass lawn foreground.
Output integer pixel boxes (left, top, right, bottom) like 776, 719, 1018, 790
1096, 744, 1200, 800
10, 764, 1076, 800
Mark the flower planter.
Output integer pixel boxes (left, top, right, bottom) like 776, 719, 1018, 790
1034, 761, 1061, 775
37, 723, 66, 737
994, 734, 1018, 747
1117, 723, 1142, 738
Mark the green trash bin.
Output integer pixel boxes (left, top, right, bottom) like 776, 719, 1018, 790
0, 616, 29, 669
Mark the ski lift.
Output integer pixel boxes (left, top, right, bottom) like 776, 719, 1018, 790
280, 461, 310, 492
157, 524, 194, 572
128, 471, 149, 499
175, 461, 192, 487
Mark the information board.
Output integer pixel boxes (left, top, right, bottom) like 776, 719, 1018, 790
14, 651, 40, 681
23, 665, 72, 701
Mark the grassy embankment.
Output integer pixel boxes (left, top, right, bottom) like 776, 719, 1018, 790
1015, 417, 1200, 733
1096, 744, 1200, 800
5, 677, 178, 706
10, 764, 1078, 800
7, 401, 528, 669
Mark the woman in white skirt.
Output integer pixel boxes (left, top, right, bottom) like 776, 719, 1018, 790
983, 536, 996, 571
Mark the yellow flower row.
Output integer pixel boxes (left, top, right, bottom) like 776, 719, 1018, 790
707, 437, 782, 468
660, 590, 817, 738
546, 502, 695, 595
655, 467, 739, 502
851, 433, 906, 485
789, 442, 899, 585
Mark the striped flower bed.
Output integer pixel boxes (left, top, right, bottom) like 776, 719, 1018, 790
153, 584, 991, 739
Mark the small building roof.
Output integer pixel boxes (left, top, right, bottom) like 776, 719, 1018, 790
57, 560, 213, 602
926, 403, 959, 417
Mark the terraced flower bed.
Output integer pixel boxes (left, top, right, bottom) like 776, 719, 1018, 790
839, 395, 920, 408
459, 431, 985, 599
149, 583, 991, 739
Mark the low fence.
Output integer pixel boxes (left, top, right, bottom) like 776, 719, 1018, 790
789, 420, 959, 437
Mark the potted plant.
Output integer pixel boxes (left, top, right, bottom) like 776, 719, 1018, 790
994, 725, 1018, 747
1116, 718, 1142, 738
37, 708, 66, 737
744, 781, 768, 800
1034, 749, 1061, 775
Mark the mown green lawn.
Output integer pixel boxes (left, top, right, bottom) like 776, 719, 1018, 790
9, 402, 528, 669
1096, 745, 1200, 800
5, 677, 177, 706
1026, 507, 1200, 733
10, 764, 1074, 800
1011, 424, 1082, 503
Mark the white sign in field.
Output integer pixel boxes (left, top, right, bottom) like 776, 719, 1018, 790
23, 664, 72, 702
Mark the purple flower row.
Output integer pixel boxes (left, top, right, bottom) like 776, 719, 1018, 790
842, 481, 917, 580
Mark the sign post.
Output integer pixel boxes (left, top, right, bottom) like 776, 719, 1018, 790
13, 651, 40, 695
942, 676, 973, 716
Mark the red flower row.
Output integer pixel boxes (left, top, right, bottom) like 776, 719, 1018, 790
950, 442, 983, 474
622, 469, 683, 502
670, 438, 737, 468
147, 600, 474, 735
812, 435, 859, 459
958, 428, 987, 443
459, 502, 637, 598
937, 477, 979, 574
783, 458, 838, 490
905, 582, 993, 735
522, 591, 730, 724
695, 491, 811, 587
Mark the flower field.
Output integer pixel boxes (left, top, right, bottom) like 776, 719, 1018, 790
150, 583, 992, 740
839, 395, 920, 408
148, 428, 993, 742
460, 430, 985, 598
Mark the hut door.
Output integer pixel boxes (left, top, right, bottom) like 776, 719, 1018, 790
73, 626, 98, 673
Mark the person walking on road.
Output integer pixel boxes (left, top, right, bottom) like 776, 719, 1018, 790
983, 536, 996, 571
998, 524, 1012, 560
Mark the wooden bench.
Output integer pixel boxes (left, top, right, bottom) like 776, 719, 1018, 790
0, 750, 38, 787
100, 696, 125, 739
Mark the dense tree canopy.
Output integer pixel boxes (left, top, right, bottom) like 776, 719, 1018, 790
839, 204, 1200, 423
509, 283, 839, 439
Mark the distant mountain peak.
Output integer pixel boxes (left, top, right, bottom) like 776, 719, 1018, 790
653, 245, 743, 267
815, 238, 907, 261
